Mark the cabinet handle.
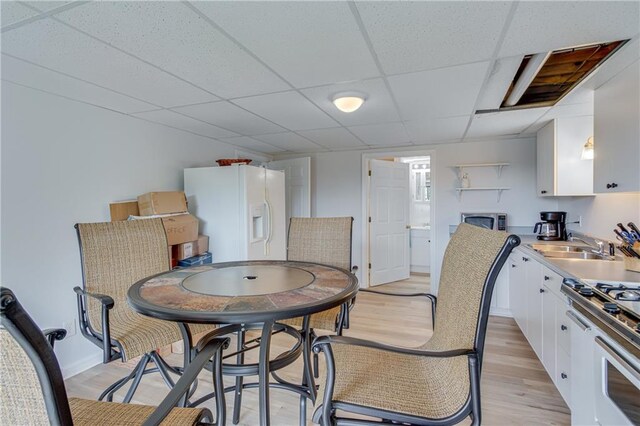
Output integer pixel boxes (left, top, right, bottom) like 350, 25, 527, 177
522, 257, 529, 262
544, 275, 550, 281
561, 325, 568, 331
539, 288, 545, 293
561, 373, 568, 379
541, 190, 547, 194
606, 183, 618, 189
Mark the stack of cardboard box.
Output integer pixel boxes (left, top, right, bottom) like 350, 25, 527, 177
109, 191, 212, 268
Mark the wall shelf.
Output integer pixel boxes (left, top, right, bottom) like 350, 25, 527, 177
455, 187, 510, 202
454, 162, 510, 178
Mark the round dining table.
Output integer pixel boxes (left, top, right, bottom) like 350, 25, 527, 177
127, 260, 359, 426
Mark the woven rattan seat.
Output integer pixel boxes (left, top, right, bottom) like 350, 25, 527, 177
69, 397, 207, 425
0, 287, 226, 425
313, 223, 520, 425
89, 305, 213, 361
74, 219, 215, 402
281, 217, 354, 332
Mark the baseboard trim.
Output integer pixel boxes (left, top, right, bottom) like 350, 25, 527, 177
490, 307, 513, 318
62, 352, 102, 379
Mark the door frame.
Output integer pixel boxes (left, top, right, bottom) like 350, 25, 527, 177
361, 149, 436, 288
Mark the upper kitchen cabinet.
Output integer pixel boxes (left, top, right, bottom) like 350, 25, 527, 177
594, 60, 640, 193
537, 116, 594, 197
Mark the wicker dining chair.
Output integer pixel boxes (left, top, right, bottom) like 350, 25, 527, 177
265, 217, 356, 425
0, 287, 229, 425
312, 223, 520, 426
73, 219, 214, 402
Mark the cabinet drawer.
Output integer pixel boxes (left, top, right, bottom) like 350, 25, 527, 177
555, 346, 571, 406
556, 298, 571, 355
542, 267, 563, 298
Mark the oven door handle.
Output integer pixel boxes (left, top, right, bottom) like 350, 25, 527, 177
595, 336, 640, 381
566, 310, 591, 331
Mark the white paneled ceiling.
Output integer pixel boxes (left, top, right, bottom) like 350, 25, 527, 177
355, 1, 513, 75
196, 1, 379, 88
171, 101, 286, 136
1, 1, 638, 155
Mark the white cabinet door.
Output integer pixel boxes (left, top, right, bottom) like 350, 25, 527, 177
490, 264, 511, 317
537, 117, 594, 197
525, 257, 543, 359
541, 289, 557, 380
594, 61, 640, 193
536, 121, 555, 197
508, 254, 527, 333
567, 310, 597, 425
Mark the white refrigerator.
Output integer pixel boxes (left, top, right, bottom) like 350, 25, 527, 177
184, 165, 286, 262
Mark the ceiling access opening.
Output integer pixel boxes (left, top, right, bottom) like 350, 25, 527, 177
476, 39, 628, 114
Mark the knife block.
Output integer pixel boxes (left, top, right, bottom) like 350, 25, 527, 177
623, 256, 640, 273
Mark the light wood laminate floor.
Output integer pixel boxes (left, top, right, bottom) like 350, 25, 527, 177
65, 275, 570, 425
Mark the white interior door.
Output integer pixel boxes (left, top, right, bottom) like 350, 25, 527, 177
267, 157, 311, 225
369, 159, 410, 286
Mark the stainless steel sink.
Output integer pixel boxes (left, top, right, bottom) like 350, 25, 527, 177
538, 251, 613, 261
528, 243, 613, 260
529, 244, 591, 252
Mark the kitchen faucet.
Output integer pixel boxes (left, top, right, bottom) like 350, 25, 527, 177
568, 233, 606, 255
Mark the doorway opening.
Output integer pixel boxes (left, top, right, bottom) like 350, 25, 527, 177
361, 150, 435, 289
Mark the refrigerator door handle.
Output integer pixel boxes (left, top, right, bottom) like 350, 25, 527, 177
265, 199, 274, 245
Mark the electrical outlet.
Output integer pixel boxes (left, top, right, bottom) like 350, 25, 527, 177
62, 319, 77, 337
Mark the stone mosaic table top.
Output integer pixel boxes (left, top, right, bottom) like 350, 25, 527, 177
128, 260, 358, 324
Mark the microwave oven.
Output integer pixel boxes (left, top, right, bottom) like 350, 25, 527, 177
460, 213, 507, 231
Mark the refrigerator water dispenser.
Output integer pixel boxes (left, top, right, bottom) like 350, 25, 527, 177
250, 204, 266, 242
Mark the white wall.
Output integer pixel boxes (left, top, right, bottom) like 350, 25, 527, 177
558, 192, 640, 240
1, 82, 237, 376
286, 137, 559, 291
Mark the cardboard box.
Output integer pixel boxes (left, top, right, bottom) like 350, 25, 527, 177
172, 235, 209, 261
109, 201, 140, 221
161, 214, 198, 246
178, 252, 212, 267
137, 192, 187, 216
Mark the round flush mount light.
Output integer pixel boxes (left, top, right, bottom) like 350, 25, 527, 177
332, 92, 366, 113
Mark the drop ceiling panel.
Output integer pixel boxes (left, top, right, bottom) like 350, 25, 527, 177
301, 78, 401, 126
220, 136, 286, 154
253, 132, 325, 152
195, 1, 379, 88
348, 122, 410, 146
355, 1, 512, 75
233, 91, 339, 131
466, 108, 550, 139
171, 101, 286, 136
132, 109, 239, 139
1, 54, 155, 113
1, 18, 215, 107
499, 1, 640, 57
389, 61, 490, 121
297, 127, 367, 149
404, 116, 470, 144
475, 56, 523, 110
1, 2, 38, 27
557, 88, 594, 106
584, 38, 640, 90
523, 103, 594, 134
55, 1, 289, 99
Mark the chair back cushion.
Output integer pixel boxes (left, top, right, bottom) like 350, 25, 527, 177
0, 288, 72, 424
424, 223, 510, 351
287, 217, 353, 270
76, 219, 170, 329
0, 329, 50, 424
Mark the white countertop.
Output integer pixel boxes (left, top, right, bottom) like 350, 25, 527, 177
517, 236, 640, 284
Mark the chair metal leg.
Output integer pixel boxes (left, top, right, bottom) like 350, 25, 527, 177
99, 353, 150, 402
232, 328, 246, 425
151, 352, 177, 389
123, 353, 151, 403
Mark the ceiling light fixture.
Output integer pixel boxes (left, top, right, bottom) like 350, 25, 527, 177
332, 92, 366, 113
581, 136, 594, 160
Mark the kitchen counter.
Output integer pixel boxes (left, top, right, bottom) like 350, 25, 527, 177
516, 236, 640, 284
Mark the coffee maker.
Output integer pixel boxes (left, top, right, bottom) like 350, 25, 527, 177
534, 211, 568, 241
